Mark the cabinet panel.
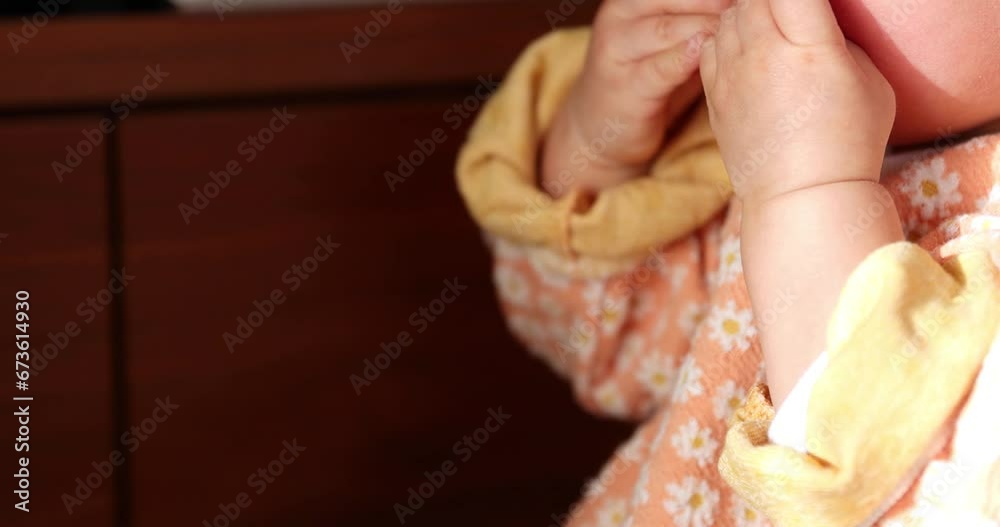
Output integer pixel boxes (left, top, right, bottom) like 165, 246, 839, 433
0, 117, 115, 527
120, 99, 629, 526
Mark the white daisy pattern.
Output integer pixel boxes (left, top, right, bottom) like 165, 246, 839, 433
712, 380, 746, 422
706, 300, 757, 352
594, 382, 628, 418
528, 253, 572, 290
678, 302, 708, 340
583, 280, 605, 304
718, 237, 742, 285
663, 477, 720, 527
652, 310, 672, 339
632, 462, 652, 506
494, 265, 531, 306
977, 184, 1000, 212
730, 497, 768, 527
538, 294, 565, 318
475, 120, 999, 527
561, 317, 598, 362
507, 315, 546, 345
670, 265, 690, 292
490, 236, 519, 260
904, 214, 932, 241
900, 156, 962, 220
596, 498, 629, 527
619, 335, 646, 370
673, 355, 704, 403
670, 418, 719, 468
961, 135, 990, 153
540, 323, 574, 375
633, 289, 657, 320
596, 299, 628, 335
637, 354, 678, 400
706, 269, 720, 292
619, 431, 647, 464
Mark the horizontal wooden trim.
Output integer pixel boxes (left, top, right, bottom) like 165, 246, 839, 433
0, 1, 597, 111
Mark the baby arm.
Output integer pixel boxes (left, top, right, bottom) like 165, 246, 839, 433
541, 0, 729, 198
701, 0, 904, 407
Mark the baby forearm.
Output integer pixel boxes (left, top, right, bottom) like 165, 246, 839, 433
540, 99, 643, 199
741, 181, 904, 408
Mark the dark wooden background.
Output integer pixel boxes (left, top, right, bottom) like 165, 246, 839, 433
1, 2, 635, 526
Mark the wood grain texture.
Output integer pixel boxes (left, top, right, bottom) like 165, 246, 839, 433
119, 98, 628, 527
0, 116, 115, 526
0, 1, 598, 111
1, 2, 621, 525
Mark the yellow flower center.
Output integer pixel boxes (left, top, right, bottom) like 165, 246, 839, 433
652, 372, 668, 386
689, 493, 704, 509
729, 396, 742, 410
744, 509, 757, 520
725, 252, 737, 266
921, 179, 939, 198
612, 512, 624, 522
692, 436, 704, 449
723, 319, 741, 335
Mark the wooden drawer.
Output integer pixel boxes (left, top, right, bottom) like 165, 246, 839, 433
1, 116, 115, 527
118, 98, 628, 526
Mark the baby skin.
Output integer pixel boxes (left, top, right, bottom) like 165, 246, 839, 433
542, 0, 1000, 407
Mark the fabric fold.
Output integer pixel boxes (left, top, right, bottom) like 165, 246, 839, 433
455, 27, 730, 274
720, 242, 1000, 527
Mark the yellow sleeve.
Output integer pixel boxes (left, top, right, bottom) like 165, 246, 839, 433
455, 28, 730, 272
719, 241, 1000, 527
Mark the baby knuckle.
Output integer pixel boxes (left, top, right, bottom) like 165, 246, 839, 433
653, 16, 674, 39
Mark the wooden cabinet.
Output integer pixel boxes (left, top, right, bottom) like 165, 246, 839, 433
1, 3, 624, 526
2, 117, 115, 526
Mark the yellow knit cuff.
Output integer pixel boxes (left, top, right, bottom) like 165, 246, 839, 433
719, 243, 1000, 527
455, 28, 731, 270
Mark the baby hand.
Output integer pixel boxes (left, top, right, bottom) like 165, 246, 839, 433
700, 0, 896, 205
542, 0, 730, 197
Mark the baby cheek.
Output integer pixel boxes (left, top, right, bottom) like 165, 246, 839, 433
833, 0, 999, 99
